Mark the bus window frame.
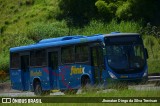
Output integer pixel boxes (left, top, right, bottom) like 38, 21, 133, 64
89, 42, 106, 69
10, 52, 20, 70
47, 47, 60, 68
30, 49, 47, 68
61, 45, 75, 65
19, 52, 30, 72
75, 44, 89, 64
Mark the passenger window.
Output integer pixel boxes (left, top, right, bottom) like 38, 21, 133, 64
75, 45, 89, 62
30, 49, 46, 67
61, 46, 74, 64
10, 53, 20, 69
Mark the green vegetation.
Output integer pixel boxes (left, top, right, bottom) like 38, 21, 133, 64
0, 0, 160, 74
62, 89, 160, 97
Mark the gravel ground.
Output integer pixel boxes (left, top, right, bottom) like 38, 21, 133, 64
0, 82, 21, 93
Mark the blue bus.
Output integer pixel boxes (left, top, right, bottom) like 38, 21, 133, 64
10, 32, 148, 95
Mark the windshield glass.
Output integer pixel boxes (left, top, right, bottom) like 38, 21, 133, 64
106, 45, 145, 74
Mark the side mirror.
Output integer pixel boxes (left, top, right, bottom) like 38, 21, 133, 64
145, 48, 149, 59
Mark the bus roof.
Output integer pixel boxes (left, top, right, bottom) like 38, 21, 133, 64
10, 33, 140, 52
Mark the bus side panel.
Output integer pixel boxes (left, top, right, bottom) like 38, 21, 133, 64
30, 67, 51, 91
71, 65, 93, 89
10, 69, 23, 90
58, 65, 72, 90
58, 64, 92, 90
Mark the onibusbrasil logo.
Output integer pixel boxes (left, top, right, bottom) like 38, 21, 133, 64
1, 98, 42, 103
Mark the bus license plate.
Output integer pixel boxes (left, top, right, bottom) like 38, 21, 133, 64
120, 75, 128, 78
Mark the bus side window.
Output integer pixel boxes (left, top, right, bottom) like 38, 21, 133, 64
91, 46, 105, 68
61, 46, 75, 64
48, 52, 58, 70
30, 49, 46, 67
10, 53, 20, 69
75, 45, 89, 62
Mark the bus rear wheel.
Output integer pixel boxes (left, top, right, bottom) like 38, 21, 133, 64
34, 81, 43, 96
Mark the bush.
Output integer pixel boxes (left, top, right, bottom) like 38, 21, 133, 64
0, 53, 9, 73
26, 21, 69, 42
72, 19, 141, 35
144, 36, 160, 59
0, 33, 35, 73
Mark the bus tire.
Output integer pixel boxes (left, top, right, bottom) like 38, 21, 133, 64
34, 81, 43, 96
81, 76, 91, 89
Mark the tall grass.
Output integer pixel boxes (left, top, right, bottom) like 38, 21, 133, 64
143, 36, 160, 73
71, 20, 141, 35
26, 21, 68, 42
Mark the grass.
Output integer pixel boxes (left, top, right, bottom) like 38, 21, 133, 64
0, 0, 59, 34
64, 89, 160, 97
143, 36, 160, 73
148, 59, 160, 73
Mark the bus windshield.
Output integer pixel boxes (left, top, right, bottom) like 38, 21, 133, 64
105, 36, 145, 74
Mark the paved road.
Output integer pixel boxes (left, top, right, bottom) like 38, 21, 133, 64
0, 84, 160, 97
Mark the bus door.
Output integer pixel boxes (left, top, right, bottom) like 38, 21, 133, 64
90, 46, 104, 84
20, 54, 30, 91
48, 50, 59, 89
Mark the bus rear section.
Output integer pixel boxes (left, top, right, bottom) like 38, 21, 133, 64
10, 53, 30, 91
10, 50, 54, 95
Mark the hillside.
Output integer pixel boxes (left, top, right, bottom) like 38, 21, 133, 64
0, 0, 68, 72
0, 0, 61, 33
0, 0, 160, 74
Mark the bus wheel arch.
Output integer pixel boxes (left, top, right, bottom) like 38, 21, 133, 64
81, 75, 91, 88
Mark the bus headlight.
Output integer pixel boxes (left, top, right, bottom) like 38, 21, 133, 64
108, 71, 117, 79
143, 69, 148, 77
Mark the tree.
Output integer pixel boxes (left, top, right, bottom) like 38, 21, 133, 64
58, 0, 97, 27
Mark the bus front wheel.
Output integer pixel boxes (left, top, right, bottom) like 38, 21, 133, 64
81, 76, 91, 89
